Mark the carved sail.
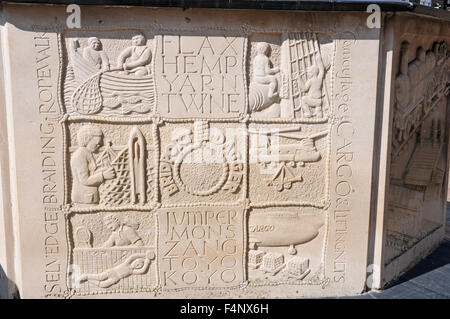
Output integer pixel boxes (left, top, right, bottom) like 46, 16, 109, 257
70, 46, 99, 82
404, 122, 444, 188
249, 84, 269, 112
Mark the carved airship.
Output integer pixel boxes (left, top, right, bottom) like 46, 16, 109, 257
248, 211, 324, 255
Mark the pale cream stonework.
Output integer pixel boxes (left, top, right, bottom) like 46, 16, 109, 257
0, 3, 448, 298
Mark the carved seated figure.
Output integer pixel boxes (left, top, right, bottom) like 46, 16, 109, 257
249, 42, 280, 112
70, 125, 115, 205
298, 56, 325, 118
116, 33, 152, 76
253, 42, 279, 98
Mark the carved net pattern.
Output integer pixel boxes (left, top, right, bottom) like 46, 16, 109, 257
287, 257, 309, 275
71, 74, 103, 115
73, 247, 155, 293
262, 253, 284, 270
99, 148, 131, 206
248, 250, 265, 265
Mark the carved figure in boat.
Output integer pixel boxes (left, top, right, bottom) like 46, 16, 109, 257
66, 35, 155, 115
115, 32, 152, 77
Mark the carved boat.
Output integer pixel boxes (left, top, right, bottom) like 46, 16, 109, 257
69, 47, 155, 115
71, 71, 155, 115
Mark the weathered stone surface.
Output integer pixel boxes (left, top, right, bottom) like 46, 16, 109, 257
373, 14, 450, 288
0, 3, 448, 298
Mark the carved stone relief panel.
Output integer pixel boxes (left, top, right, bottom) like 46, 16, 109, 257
158, 206, 245, 289
385, 33, 449, 268
62, 30, 156, 117
159, 121, 246, 205
247, 207, 327, 287
0, 4, 382, 298
68, 211, 157, 294
248, 122, 329, 205
248, 32, 334, 120
66, 122, 156, 209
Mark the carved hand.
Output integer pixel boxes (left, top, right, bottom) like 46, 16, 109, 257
103, 167, 116, 180
296, 76, 306, 90
70, 39, 80, 51
316, 55, 324, 68
114, 62, 124, 71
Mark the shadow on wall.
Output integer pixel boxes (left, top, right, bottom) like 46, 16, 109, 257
384, 203, 450, 288
448, 184, 450, 201
385, 239, 450, 288
0, 264, 20, 299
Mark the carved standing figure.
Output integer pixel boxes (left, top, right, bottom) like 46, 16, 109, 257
116, 33, 152, 76
393, 42, 410, 147
102, 214, 144, 247
298, 55, 325, 118
395, 42, 411, 111
70, 125, 115, 204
